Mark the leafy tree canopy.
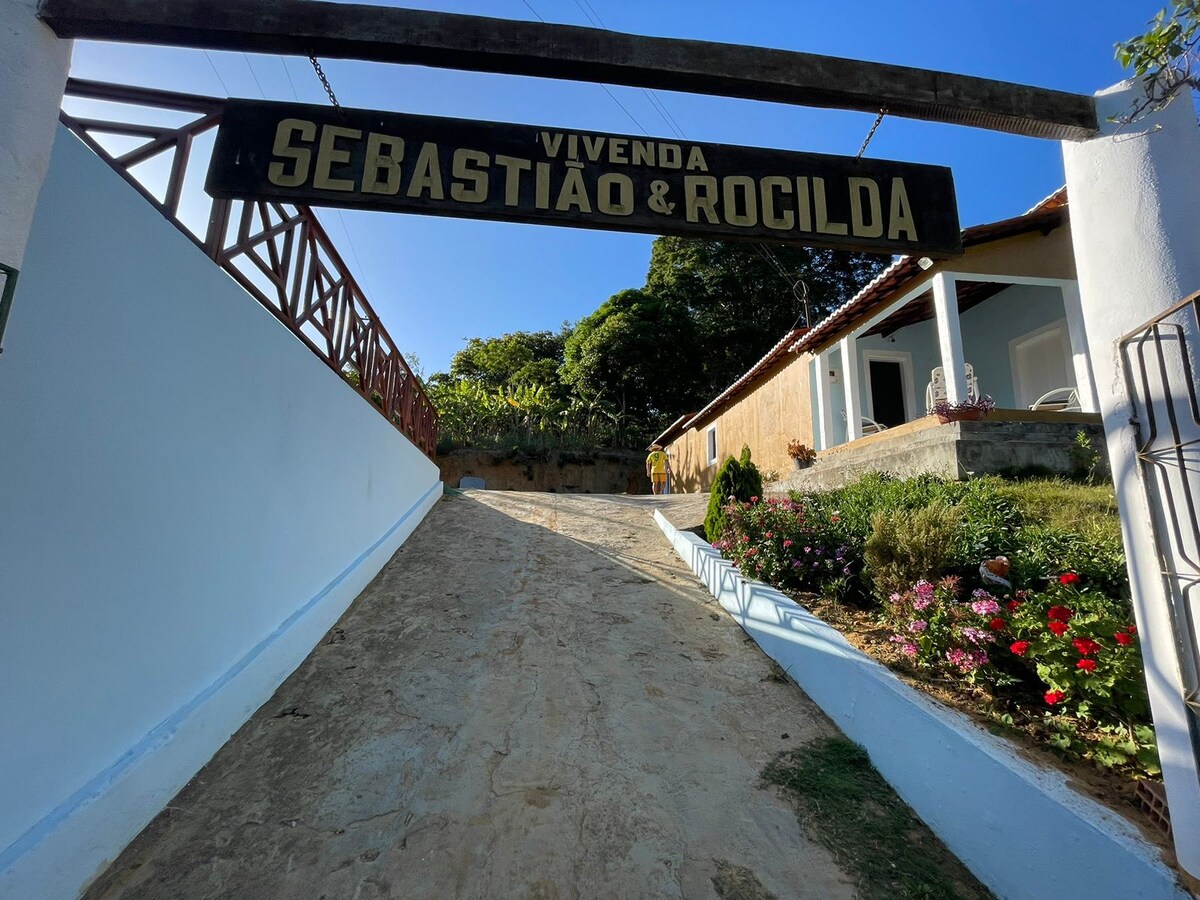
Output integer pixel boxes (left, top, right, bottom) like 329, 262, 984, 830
448, 329, 567, 392
1115, 2, 1200, 118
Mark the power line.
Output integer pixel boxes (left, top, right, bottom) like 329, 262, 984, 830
241, 52, 267, 99
203, 50, 231, 96
278, 55, 301, 102
521, 0, 648, 134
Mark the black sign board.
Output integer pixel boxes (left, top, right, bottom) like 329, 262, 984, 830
207, 100, 962, 257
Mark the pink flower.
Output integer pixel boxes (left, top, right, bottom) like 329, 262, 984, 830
971, 598, 1001, 616
901, 643, 919, 657
961, 627, 995, 646
908, 620, 928, 633
782, 539, 793, 548
914, 580, 935, 601
912, 596, 933, 611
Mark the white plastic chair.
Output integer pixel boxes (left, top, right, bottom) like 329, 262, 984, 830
840, 410, 889, 437
925, 364, 978, 411
1029, 387, 1081, 412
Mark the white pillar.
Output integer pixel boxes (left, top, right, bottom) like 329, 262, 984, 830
840, 335, 863, 441
0, 1, 72, 271
813, 352, 834, 450
1063, 80, 1200, 877
931, 271, 966, 403
1060, 282, 1100, 413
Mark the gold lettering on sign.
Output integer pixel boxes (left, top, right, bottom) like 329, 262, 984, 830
539, 132, 564, 157
313, 124, 361, 192
582, 135, 604, 161
684, 176, 719, 224
608, 138, 629, 165
723, 175, 757, 227
632, 141, 655, 166
494, 155, 531, 207
268, 118, 316, 187
760, 175, 793, 231
888, 178, 918, 241
794, 177, 813, 232
535, 162, 551, 209
659, 144, 682, 170
685, 147, 708, 172
555, 164, 591, 213
406, 142, 444, 199
597, 173, 634, 216
813, 177, 848, 236
848, 177, 883, 238
362, 133, 404, 195
450, 149, 490, 203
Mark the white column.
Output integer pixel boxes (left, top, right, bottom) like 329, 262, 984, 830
1063, 79, 1200, 877
1060, 282, 1100, 413
931, 271, 966, 403
813, 352, 834, 450
840, 335, 863, 441
0, 2, 72, 270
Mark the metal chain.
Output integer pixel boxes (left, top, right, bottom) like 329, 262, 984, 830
855, 108, 888, 159
308, 54, 343, 112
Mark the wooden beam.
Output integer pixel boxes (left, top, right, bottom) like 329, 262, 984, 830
39, 0, 1098, 141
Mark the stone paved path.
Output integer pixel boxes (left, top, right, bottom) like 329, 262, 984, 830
85, 492, 856, 899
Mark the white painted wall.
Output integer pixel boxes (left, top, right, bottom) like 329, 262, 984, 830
655, 511, 1189, 900
0, 128, 442, 899
0, 0, 71, 270
1063, 81, 1200, 878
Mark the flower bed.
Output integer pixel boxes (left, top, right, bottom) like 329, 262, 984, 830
711, 474, 1160, 789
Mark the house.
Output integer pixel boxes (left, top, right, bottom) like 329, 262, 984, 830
659, 189, 1104, 492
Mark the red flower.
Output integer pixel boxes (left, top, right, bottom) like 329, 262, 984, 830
1047, 606, 1073, 623
1010, 640, 1030, 656
1114, 632, 1133, 646
782, 539, 793, 548
1006, 600, 1021, 612
1058, 573, 1081, 586
1072, 637, 1101, 657
989, 617, 1007, 632
765, 531, 774, 539
1045, 690, 1066, 705
1127, 624, 1138, 635
1076, 658, 1097, 673
750, 496, 759, 503
1048, 621, 1069, 637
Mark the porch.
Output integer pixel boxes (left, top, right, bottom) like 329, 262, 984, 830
808, 269, 1100, 450
774, 409, 1104, 493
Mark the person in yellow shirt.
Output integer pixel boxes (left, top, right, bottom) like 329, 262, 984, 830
645, 443, 671, 495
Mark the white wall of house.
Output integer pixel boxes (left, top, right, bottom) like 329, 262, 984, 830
853, 284, 1072, 420
0, 128, 442, 899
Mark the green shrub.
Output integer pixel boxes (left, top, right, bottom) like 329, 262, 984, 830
704, 445, 763, 541
863, 501, 961, 600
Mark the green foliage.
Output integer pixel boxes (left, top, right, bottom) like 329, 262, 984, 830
449, 330, 566, 392
646, 237, 885, 400
863, 502, 961, 600
1115, 2, 1200, 118
704, 446, 763, 541
763, 739, 990, 900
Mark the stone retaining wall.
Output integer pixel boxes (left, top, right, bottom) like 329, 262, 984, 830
437, 448, 648, 493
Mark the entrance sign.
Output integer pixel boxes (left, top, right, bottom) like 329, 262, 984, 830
207, 100, 962, 257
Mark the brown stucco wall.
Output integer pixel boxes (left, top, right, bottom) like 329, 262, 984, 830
666, 354, 814, 494
438, 449, 648, 493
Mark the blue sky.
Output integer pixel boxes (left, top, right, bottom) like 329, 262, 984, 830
67, 0, 1159, 374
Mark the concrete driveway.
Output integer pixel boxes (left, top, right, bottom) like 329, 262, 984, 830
85, 492, 857, 899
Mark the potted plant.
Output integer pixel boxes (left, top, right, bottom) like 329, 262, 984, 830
930, 395, 996, 424
787, 439, 818, 469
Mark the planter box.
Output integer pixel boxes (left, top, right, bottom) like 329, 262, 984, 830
935, 409, 988, 424
653, 508, 1187, 900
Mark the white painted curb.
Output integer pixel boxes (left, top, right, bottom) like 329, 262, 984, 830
653, 509, 1187, 900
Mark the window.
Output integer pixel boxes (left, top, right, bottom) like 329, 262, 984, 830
706, 425, 718, 466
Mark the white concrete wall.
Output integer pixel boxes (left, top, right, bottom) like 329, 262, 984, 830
0, 0, 71, 269
655, 510, 1188, 900
0, 127, 442, 899
1063, 82, 1200, 878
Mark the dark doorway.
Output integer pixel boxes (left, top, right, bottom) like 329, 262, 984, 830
868, 359, 907, 427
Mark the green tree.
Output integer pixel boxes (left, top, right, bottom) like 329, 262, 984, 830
645, 237, 885, 398
449, 329, 568, 393
561, 288, 702, 434
1115, 2, 1200, 119
704, 445, 764, 541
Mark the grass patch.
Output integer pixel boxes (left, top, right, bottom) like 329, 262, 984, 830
994, 479, 1120, 536
762, 738, 992, 900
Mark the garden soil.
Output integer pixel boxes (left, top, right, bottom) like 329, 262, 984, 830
84, 492, 864, 899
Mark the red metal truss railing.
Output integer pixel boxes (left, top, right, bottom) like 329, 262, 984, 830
59, 78, 438, 457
